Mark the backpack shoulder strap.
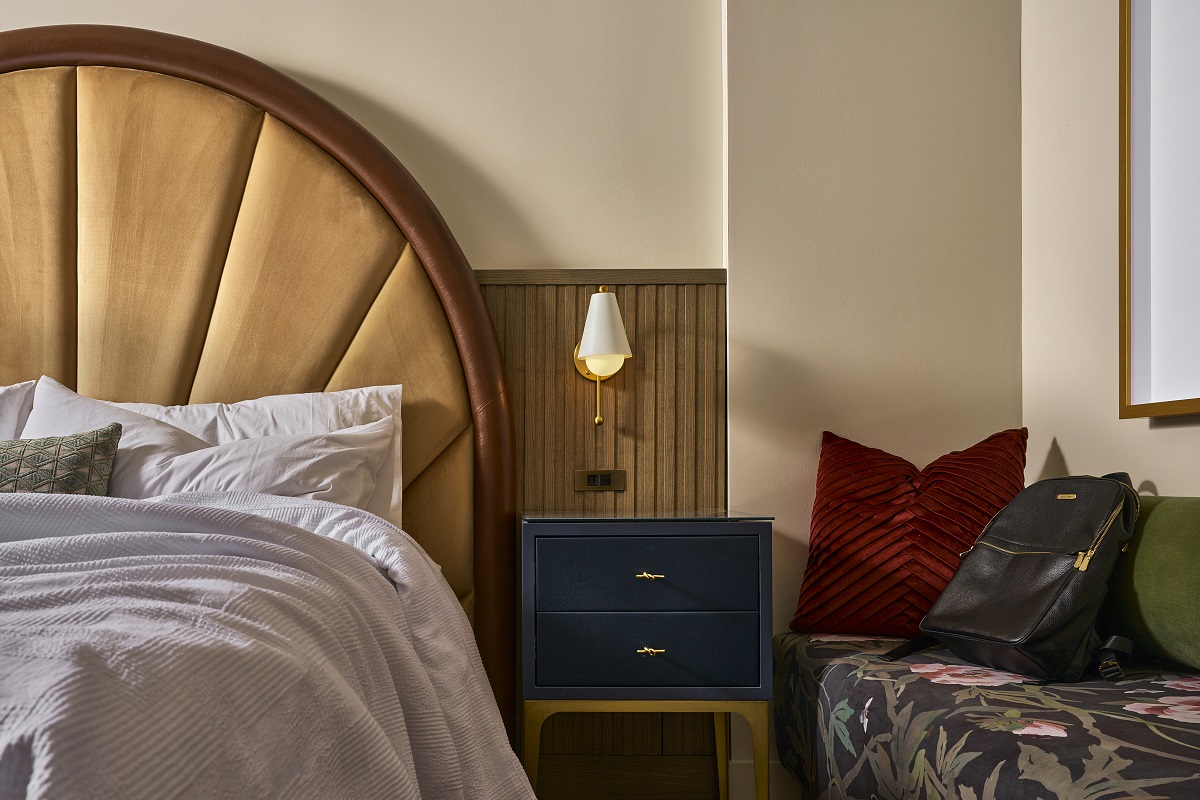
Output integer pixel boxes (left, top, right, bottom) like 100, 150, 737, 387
1097, 635, 1133, 681
1103, 473, 1142, 542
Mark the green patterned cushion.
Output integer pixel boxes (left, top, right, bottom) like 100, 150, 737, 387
0, 423, 122, 495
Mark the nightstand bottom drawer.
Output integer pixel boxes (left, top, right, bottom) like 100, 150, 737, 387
535, 612, 759, 688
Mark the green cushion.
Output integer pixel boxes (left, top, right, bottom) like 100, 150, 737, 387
1101, 495, 1200, 670
0, 423, 122, 496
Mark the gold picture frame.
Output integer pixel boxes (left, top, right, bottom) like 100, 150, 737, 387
1120, 0, 1200, 418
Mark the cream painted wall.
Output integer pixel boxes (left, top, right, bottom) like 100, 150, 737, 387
726, 2, 1022, 793
1023, 0, 1200, 493
1, 1, 723, 272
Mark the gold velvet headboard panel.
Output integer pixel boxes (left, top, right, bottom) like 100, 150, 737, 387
0, 25, 516, 733
1, 63, 473, 596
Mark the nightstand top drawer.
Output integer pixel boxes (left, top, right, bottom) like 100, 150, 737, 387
536, 535, 758, 611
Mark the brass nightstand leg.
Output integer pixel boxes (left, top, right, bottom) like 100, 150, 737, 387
522, 699, 767, 798
746, 702, 770, 800
714, 712, 729, 800
522, 702, 554, 792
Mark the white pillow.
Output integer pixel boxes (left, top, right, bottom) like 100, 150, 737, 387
113, 384, 404, 526
0, 380, 36, 439
21, 377, 393, 507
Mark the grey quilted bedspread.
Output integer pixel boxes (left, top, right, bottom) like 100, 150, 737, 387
0, 491, 533, 800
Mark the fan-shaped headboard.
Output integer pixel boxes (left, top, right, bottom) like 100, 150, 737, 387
0, 24, 516, 730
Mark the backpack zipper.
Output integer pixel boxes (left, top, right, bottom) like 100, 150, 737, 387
960, 487, 1132, 566
1074, 500, 1123, 571
975, 542, 1062, 556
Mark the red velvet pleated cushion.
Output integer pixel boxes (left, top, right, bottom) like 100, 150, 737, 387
791, 428, 1028, 638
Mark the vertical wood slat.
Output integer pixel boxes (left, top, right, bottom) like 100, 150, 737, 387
637, 284, 659, 514
678, 284, 697, 511
616, 284, 637, 517
698, 284, 718, 509
716, 286, 727, 510
479, 273, 726, 787
656, 284, 675, 512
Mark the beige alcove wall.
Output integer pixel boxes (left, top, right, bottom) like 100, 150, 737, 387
0, 0, 723, 274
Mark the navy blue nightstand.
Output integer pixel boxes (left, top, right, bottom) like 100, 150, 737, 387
520, 511, 773, 800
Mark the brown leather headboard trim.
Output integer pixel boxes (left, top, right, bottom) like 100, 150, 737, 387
0, 24, 517, 733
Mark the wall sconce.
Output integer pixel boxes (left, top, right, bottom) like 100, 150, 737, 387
575, 286, 632, 425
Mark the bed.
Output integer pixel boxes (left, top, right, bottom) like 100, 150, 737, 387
0, 23, 525, 798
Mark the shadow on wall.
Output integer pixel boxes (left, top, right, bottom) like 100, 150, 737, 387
728, 337, 831, 534
1036, 437, 1071, 481
729, 338, 828, 630
280, 67, 549, 269
1035, 437, 1159, 496
1149, 413, 1200, 430
728, 339, 833, 450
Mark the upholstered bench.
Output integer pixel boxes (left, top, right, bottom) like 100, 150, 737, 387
776, 496, 1200, 799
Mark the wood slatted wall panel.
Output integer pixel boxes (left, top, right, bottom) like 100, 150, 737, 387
480, 281, 726, 517
478, 272, 726, 798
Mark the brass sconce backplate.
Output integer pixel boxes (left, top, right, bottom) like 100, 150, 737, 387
573, 343, 616, 381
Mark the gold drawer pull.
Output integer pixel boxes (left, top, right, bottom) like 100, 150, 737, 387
636, 647, 666, 656
635, 572, 665, 580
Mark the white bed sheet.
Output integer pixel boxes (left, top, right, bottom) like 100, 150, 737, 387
0, 491, 532, 800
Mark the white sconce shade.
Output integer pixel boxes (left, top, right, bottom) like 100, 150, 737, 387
574, 286, 632, 426
577, 290, 632, 378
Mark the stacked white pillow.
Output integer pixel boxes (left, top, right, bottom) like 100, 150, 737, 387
0, 380, 36, 440
6, 377, 404, 525
110, 382, 404, 524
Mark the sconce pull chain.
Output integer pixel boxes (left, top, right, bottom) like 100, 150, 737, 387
595, 375, 603, 425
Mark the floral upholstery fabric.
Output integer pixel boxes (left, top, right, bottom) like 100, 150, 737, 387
775, 631, 1200, 799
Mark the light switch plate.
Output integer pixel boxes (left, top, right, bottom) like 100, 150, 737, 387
574, 469, 627, 492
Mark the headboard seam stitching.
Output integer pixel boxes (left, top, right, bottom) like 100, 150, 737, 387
321, 240, 411, 393
182, 106, 266, 403
403, 421, 472, 491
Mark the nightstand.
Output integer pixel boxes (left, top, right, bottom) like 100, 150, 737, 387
521, 512, 773, 800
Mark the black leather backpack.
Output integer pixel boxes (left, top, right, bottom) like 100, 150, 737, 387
884, 473, 1139, 681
